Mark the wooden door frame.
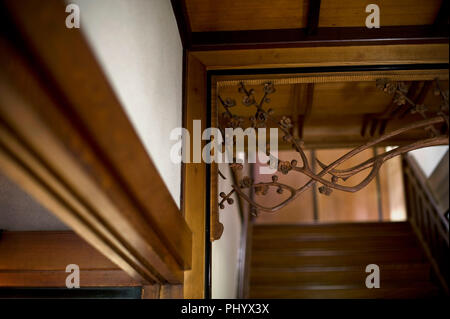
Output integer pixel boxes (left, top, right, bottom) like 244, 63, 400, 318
184, 43, 448, 298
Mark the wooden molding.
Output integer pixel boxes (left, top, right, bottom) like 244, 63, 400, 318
190, 26, 448, 51
191, 44, 449, 70
182, 41, 448, 296
0, 0, 191, 286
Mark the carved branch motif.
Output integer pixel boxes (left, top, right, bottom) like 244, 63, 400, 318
218, 79, 449, 217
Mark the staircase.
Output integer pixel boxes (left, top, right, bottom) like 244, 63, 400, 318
249, 222, 442, 298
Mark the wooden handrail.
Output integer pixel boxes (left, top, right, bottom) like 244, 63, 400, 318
403, 154, 449, 294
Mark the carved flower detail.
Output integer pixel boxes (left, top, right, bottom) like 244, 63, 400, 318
376, 79, 396, 94
318, 186, 333, 196
254, 184, 269, 196
411, 104, 427, 114
250, 110, 268, 128
240, 176, 253, 188
282, 134, 293, 143
393, 93, 406, 106
279, 116, 293, 129
222, 97, 236, 108
227, 115, 244, 129
263, 82, 276, 94
242, 94, 256, 106
278, 161, 293, 175
230, 163, 243, 171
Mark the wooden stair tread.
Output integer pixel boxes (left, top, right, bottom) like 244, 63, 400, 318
250, 263, 432, 285
248, 222, 440, 299
252, 237, 420, 250
249, 283, 441, 299
251, 251, 427, 267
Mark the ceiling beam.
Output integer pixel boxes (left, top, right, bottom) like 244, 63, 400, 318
171, 0, 192, 49
306, 0, 321, 36
189, 25, 448, 51
292, 83, 314, 140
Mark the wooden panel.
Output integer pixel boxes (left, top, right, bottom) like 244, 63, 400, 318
216, 76, 448, 148
251, 263, 431, 286
186, 0, 442, 32
378, 149, 407, 221
311, 82, 392, 115
319, 0, 443, 27
1, 0, 191, 285
0, 231, 139, 287
251, 249, 426, 267
186, 0, 308, 32
249, 283, 440, 298
191, 44, 449, 70
315, 148, 380, 222
303, 115, 436, 148
183, 55, 207, 298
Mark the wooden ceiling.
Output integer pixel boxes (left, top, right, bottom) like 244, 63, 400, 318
172, 0, 448, 50
217, 76, 449, 147
185, 0, 442, 32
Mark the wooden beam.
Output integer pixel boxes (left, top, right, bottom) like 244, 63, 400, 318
191, 44, 449, 70
0, 0, 192, 285
190, 26, 448, 51
0, 231, 139, 287
182, 55, 207, 298
292, 83, 314, 139
306, 0, 321, 36
171, 0, 192, 49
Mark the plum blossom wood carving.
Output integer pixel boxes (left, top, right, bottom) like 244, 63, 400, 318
218, 79, 449, 217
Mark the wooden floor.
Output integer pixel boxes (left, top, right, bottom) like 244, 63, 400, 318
249, 222, 442, 298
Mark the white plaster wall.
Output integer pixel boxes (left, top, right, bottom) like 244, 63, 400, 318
410, 146, 449, 177
69, 0, 182, 207
212, 163, 242, 299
